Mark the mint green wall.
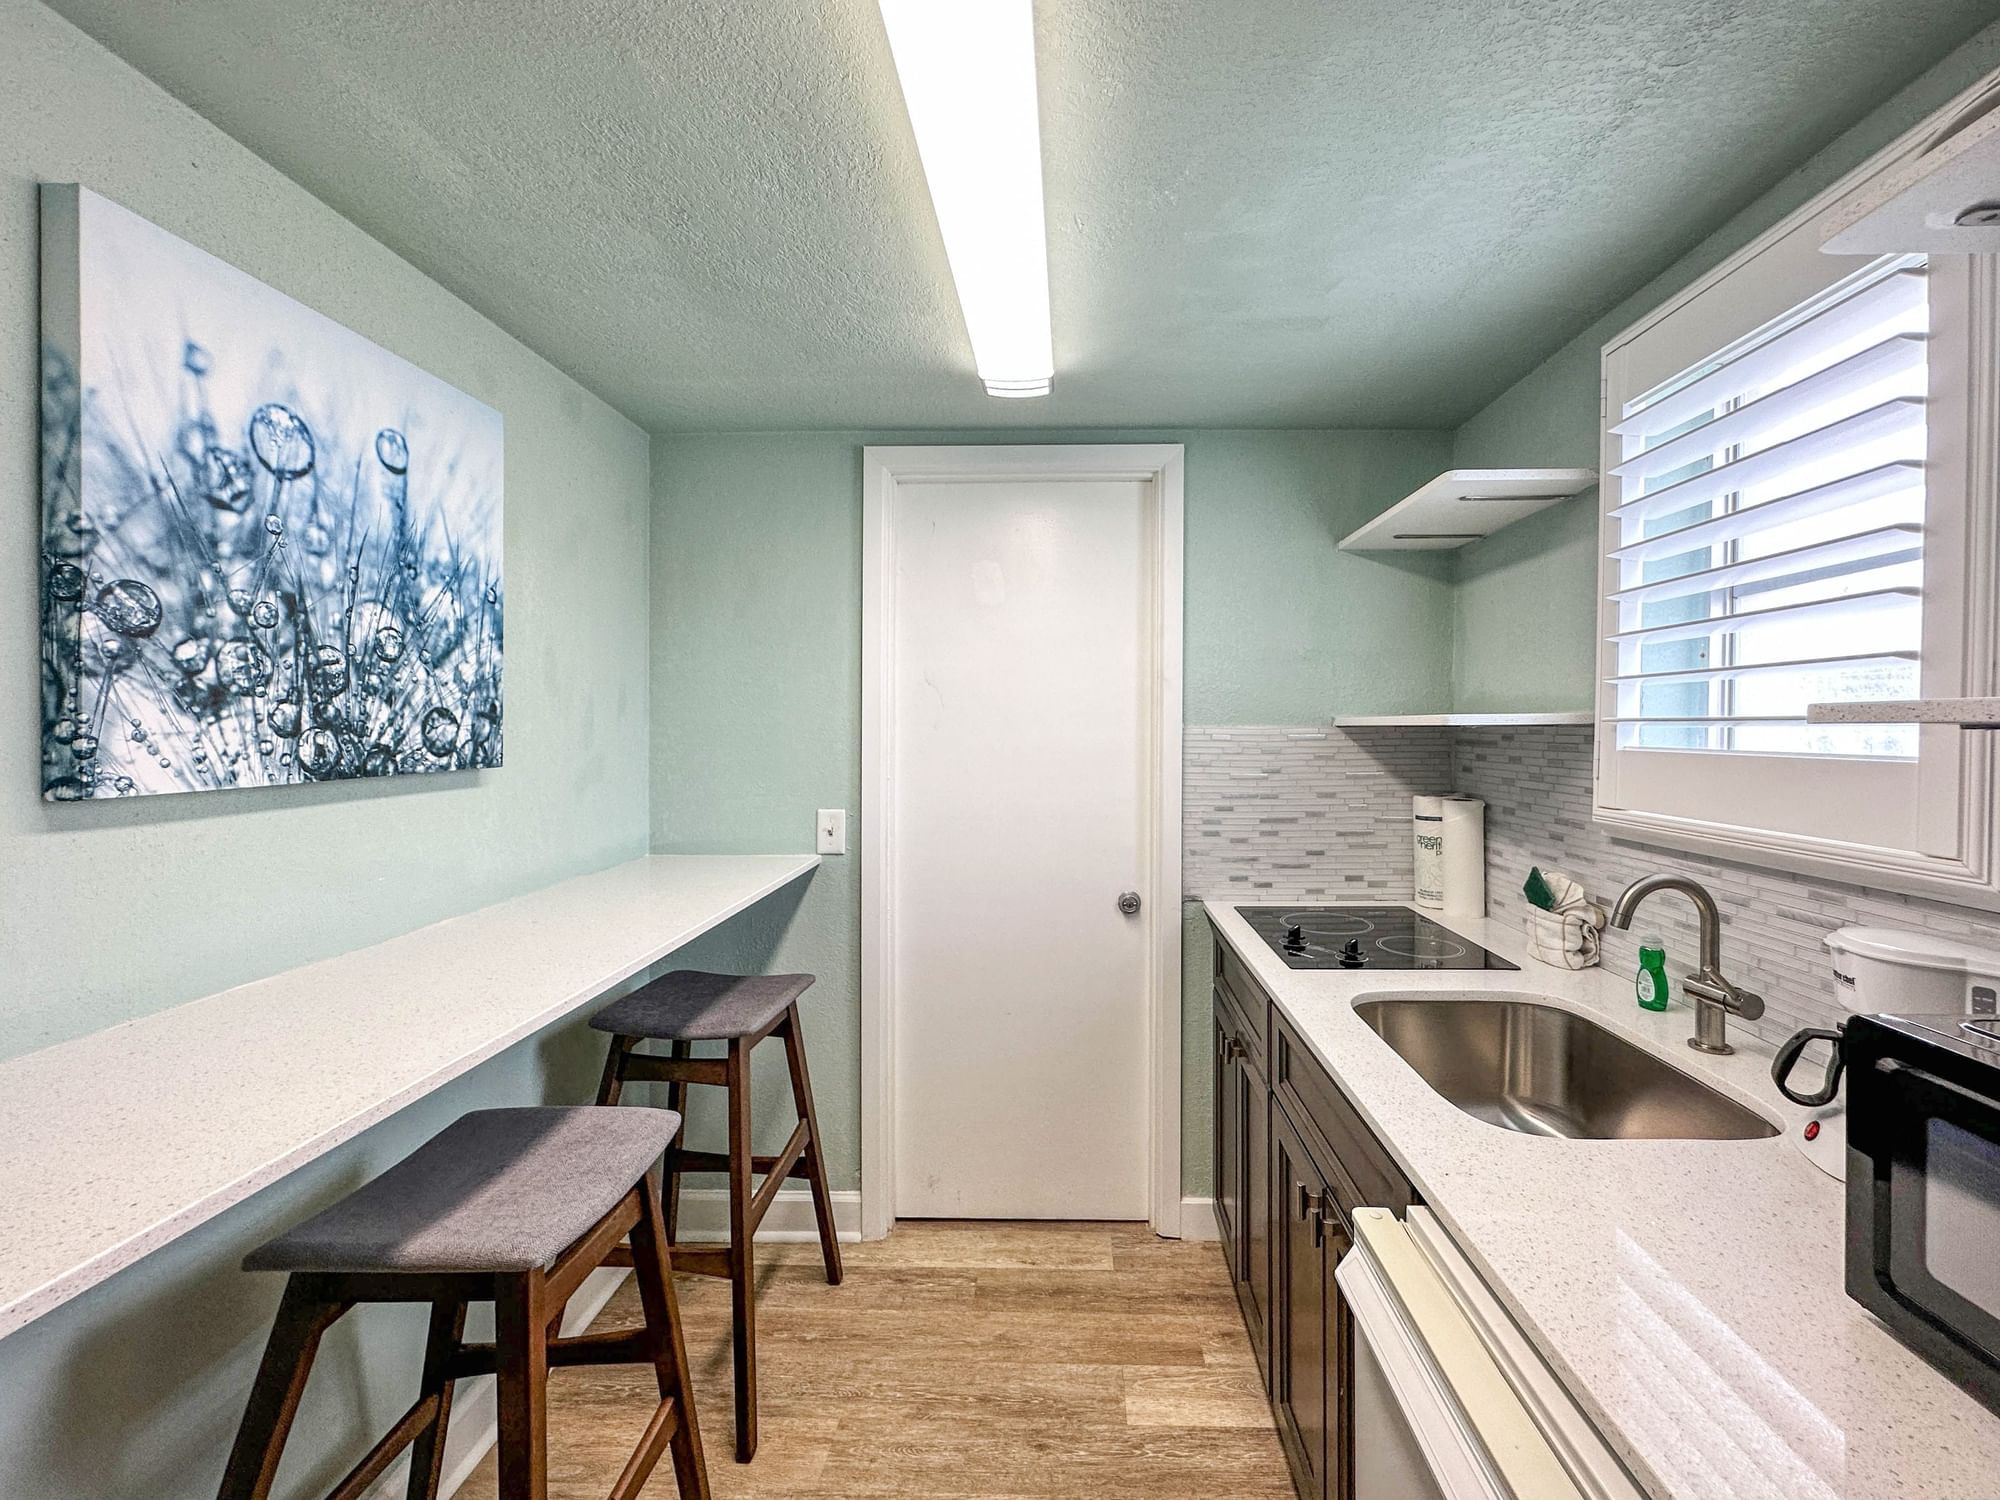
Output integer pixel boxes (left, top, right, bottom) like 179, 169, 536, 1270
649, 428, 1454, 1197
1447, 19, 2000, 714
1181, 432, 1457, 721
1181, 903, 1218, 1191
0, 4, 653, 1494
1449, 500, 1601, 714
646, 431, 865, 1188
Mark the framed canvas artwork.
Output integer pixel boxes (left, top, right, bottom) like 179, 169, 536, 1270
38, 184, 504, 801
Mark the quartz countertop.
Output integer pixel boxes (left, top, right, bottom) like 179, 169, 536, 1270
0, 853, 819, 1340
1205, 898, 2000, 1500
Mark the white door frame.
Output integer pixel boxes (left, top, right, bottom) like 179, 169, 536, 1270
860, 444, 1185, 1239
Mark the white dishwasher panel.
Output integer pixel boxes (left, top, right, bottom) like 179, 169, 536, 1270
1338, 1207, 1644, 1500
1350, 1302, 1450, 1500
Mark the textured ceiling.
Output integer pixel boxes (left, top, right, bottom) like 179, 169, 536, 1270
44, 0, 2000, 431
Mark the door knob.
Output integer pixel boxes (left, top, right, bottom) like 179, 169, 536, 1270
1117, 891, 1142, 916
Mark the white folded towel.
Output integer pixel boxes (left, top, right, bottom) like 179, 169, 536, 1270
1524, 869, 1608, 970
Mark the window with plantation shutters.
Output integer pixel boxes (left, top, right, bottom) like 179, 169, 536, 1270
1606, 256, 1929, 759
1595, 167, 1999, 903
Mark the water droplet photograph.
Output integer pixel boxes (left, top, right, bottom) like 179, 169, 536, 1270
38, 184, 504, 801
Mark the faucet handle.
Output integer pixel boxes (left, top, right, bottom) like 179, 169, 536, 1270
1686, 971, 1765, 1021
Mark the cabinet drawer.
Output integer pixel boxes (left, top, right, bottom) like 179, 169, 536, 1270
1274, 1013, 1414, 1221
1215, 936, 1271, 1074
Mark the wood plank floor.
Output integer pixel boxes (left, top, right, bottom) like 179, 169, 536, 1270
460, 1220, 1295, 1497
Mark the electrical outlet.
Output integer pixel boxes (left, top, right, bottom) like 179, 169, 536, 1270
816, 808, 847, 856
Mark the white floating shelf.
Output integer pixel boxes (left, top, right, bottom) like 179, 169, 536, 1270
1339, 468, 1598, 553
1821, 79, 2000, 255
1808, 698, 2000, 728
1334, 711, 1594, 728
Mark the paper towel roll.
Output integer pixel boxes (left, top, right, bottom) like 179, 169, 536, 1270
1412, 796, 1445, 909
1439, 795, 1486, 921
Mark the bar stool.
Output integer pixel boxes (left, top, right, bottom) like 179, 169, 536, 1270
217, 1106, 708, 1500
590, 970, 843, 1462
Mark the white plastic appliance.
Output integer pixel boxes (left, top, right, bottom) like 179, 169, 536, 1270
1772, 926, 2000, 1180
1336, 1207, 1644, 1500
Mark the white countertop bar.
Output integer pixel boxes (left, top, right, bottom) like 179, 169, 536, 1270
1204, 897, 2000, 1500
0, 852, 819, 1340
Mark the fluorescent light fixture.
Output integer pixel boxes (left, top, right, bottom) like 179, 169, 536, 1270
878, 0, 1054, 399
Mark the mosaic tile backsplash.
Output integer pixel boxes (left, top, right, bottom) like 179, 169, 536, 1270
1453, 725, 2000, 1044
1183, 722, 2000, 1044
1182, 725, 1452, 900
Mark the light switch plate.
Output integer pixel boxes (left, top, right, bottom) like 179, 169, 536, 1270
816, 808, 847, 856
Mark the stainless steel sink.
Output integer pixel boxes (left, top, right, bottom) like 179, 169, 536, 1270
1354, 997, 1779, 1141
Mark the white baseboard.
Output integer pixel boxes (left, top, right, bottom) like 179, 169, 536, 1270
360, 1265, 627, 1500
1177, 1196, 1221, 1241
671, 1185, 863, 1243
853, 1193, 1213, 1241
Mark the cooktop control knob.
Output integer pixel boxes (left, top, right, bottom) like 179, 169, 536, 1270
1283, 923, 1306, 952
1340, 938, 1366, 969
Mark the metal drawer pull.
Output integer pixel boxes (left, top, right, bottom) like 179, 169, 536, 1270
1297, 1181, 1329, 1247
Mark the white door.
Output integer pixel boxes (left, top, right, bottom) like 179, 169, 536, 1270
887, 472, 1153, 1219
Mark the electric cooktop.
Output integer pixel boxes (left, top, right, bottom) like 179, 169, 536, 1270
1235, 905, 1519, 971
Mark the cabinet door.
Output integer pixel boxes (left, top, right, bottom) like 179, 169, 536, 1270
1242, 1055, 1271, 1376
1213, 1012, 1242, 1264
1270, 1105, 1330, 1500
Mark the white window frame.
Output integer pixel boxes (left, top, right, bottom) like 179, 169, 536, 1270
1594, 80, 2000, 908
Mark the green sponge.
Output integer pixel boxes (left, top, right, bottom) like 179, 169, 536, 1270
1524, 866, 1557, 911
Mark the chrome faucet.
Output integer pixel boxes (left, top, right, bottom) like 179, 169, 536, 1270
1607, 874, 1765, 1055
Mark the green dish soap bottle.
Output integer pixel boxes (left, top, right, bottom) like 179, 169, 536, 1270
1636, 937, 1670, 1012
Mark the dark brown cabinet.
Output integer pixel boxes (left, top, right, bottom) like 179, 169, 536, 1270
1243, 1043, 1271, 1364
1211, 921, 1413, 1500
1214, 1013, 1241, 1251
1271, 1103, 1338, 1498
1212, 976, 1269, 1374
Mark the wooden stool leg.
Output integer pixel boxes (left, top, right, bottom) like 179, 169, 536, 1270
595, 1033, 633, 1106
633, 1173, 711, 1500
217, 1278, 342, 1500
663, 1039, 692, 1243
404, 1296, 468, 1500
781, 1004, 844, 1286
726, 1037, 758, 1462
494, 1274, 550, 1500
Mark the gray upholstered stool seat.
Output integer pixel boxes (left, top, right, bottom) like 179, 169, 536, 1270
590, 970, 814, 1043
245, 1106, 683, 1274
220, 1105, 708, 1500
